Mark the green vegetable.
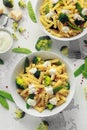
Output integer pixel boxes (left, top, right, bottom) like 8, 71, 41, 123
12, 22, 18, 31
74, 64, 84, 77
58, 13, 69, 24
74, 19, 83, 25
34, 70, 41, 78
0, 90, 14, 102
45, 5, 49, 14
82, 71, 87, 79
16, 76, 27, 89
3, 0, 14, 8
53, 86, 63, 94
18, 0, 26, 8
26, 103, 30, 109
65, 82, 70, 90
58, 13, 83, 30
84, 40, 87, 44
12, 48, 32, 54
60, 46, 68, 56
12, 33, 18, 40
32, 56, 41, 64
46, 103, 54, 110
0, 95, 9, 110
37, 120, 49, 130
0, 59, 4, 64
18, 27, 26, 33
28, 93, 35, 99
84, 57, 87, 71
75, 3, 82, 14
27, 1, 37, 23
82, 57, 87, 79
76, 2, 87, 21
24, 57, 30, 73
15, 108, 25, 119
35, 36, 52, 51
44, 76, 51, 86
67, 22, 83, 31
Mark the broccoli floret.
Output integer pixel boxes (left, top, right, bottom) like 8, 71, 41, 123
60, 46, 68, 56
34, 70, 41, 78
12, 33, 18, 40
37, 121, 49, 130
12, 22, 18, 31
35, 36, 52, 51
58, 13, 69, 24
46, 103, 54, 110
74, 19, 84, 25
44, 75, 51, 86
15, 108, 25, 119
32, 56, 41, 64
18, 27, 26, 33
18, 0, 26, 8
24, 57, 30, 73
3, 0, 14, 8
16, 76, 26, 89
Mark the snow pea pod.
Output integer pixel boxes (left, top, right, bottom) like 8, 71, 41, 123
12, 48, 32, 54
27, 1, 37, 23
0, 90, 14, 102
0, 95, 9, 110
74, 64, 84, 77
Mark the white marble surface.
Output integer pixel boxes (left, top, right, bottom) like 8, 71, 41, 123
0, 0, 87, 130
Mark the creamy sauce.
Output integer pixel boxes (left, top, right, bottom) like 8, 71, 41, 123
0, 30, 12, 53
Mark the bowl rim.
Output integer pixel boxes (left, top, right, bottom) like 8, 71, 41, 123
0, 27, 13, 54
35, 0, 87, 41
10, 51, 76, 118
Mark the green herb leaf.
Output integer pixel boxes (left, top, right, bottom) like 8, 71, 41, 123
0, 59, 4, 65
0, 95, 9, 110
27, 1, 37, 23
0, 90, 14, 102
12, 48, 32, 54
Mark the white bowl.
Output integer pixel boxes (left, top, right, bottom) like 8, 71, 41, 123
10, 51, 75, 118
0, 28, 13, 54
35, 0, 87, 41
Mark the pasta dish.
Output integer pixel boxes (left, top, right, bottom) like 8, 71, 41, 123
16, 56, 70, 112
39, 0, 87, 38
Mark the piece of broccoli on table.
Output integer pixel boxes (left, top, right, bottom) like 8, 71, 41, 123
35, 36, 52, 51
12, 22, 18, 31
18, 27, 26, 33
37, 120, 49, 130
3, 0, 14, 8
12, 33, 18, 40
15, 108, 25, 119
18, 0, 26, 8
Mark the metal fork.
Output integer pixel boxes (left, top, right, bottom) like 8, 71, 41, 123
68, 39, 82, 59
